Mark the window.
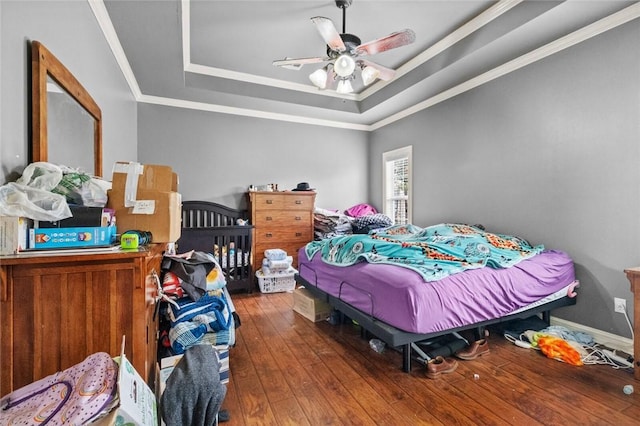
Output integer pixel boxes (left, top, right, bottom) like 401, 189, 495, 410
383, 146, 412, 225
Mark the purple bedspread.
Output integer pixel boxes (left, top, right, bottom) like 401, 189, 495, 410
298, 248, 575, 334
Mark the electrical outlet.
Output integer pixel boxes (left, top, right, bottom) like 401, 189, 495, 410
614, 297, 627, 314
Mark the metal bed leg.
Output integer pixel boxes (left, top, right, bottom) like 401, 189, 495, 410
402, 344, 411, 372
542, 310, 551, 325
473, 326, 489, 341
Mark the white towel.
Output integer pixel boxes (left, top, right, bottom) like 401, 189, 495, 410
261, 266, 296, 275
262, 256, 293, 271
264, 249, 287, 261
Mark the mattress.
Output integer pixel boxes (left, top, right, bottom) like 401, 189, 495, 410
298, 248, 576, 334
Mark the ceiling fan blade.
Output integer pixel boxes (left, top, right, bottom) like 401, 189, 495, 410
311, 16, 346, 52
273, 57, 329, 68
354, 29, 416, 56
359, 59, 396, 81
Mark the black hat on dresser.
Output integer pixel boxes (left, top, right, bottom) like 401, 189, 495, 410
292, 182, 315, 191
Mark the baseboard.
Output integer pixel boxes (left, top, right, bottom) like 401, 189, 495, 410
551, 317, 634, 356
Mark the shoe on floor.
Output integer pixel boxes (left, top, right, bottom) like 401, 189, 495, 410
455, 338, 490, 360
426, 356, 458, 379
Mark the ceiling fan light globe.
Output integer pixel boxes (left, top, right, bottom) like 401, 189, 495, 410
336, 79, 354, 94
334, 54, 356, 77
361, 66, 380, 86
309, 68, 328, 89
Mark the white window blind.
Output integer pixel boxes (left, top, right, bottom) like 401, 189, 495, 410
383, 146, 412, 225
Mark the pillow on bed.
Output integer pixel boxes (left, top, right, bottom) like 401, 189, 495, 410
351, 213, 394, 234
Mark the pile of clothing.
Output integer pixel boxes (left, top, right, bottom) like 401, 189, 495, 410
313, 207, 353, 239
313, 203, 394, 240
159, 250, 238, 356
262, 248, 296, 275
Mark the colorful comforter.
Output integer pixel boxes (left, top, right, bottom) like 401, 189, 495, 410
305, 223, 544, 282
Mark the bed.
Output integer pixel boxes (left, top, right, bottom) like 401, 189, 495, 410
177, 201, 254, 293
295, 223, 578, 372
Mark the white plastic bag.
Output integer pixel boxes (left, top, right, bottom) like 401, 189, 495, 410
16, 162, 63, 191
0, 162, 72, 221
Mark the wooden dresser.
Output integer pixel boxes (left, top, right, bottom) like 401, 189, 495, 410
0, 245, 163, 397
248, 191, 316, 270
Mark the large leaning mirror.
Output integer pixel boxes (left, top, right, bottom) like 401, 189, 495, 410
31, 40, 103, 177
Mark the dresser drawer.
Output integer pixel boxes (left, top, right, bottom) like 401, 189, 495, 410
251, 193, 314, 211
253, 210, 312, 228
254, 227, 312, 244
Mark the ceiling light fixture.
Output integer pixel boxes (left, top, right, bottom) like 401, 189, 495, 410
336, 78, 354, 94
274, 0, 416, 95
360, 65, 380, 86
333, 54, 356, 77
309, 67, 328, 89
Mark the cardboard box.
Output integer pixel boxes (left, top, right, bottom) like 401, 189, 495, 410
0, 216, 30, 254
91, 345, 158, 426
293, 287, 332, 322
108, 190, 182, 243
29, 226, 116, 249
111, 162, 178, 208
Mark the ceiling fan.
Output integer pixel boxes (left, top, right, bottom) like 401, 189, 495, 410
273, 0, 416, 94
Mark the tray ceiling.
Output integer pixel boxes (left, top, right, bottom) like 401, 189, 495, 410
96, 0, 639, 131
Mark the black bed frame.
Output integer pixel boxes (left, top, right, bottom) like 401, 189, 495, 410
296, 264, 577, 373
177, 201, 254, 293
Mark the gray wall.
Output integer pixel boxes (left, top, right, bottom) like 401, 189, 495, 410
3, 0, 638, 340
369, 20, 640, 338
0, 0, 136, 183
137, 104, 369, 210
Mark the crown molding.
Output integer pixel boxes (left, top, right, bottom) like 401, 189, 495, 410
88, 0, 142, 99
138, 94, 371, 131
92, 1, 640, 132
370, 2, 640, 131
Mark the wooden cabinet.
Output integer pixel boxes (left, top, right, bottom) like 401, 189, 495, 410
623, 267, 640, 381
248, 191, 315, 270
0, 245, 163, 397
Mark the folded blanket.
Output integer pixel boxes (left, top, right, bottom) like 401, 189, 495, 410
264, 248, 287, 261
262, 256, 293, 270
261, 265, 297, 275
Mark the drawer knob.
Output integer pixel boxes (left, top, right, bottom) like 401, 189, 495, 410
295, 200, 302, 204
266, 233, 273, 238
266, 200, 273, 204
296, 232, 302, 237
295, 216, 301, 221
266, 216, 272, 221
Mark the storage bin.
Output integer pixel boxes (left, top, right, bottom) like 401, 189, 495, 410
256, 270, 296, 293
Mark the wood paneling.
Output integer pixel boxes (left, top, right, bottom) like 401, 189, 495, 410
0, 245, 163, 397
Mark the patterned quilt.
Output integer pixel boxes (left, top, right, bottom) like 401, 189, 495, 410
304, 223, 544, 282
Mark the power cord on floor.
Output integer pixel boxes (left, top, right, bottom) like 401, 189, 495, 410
621, 304, 635, 341
503, 332, 633, 369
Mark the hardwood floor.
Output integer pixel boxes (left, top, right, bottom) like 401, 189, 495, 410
220, 291, 639, 425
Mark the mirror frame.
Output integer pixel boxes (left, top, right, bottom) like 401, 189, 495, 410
31, 40, 103, 177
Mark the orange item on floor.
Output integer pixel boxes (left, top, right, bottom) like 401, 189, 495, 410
537, 335, 584, 366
